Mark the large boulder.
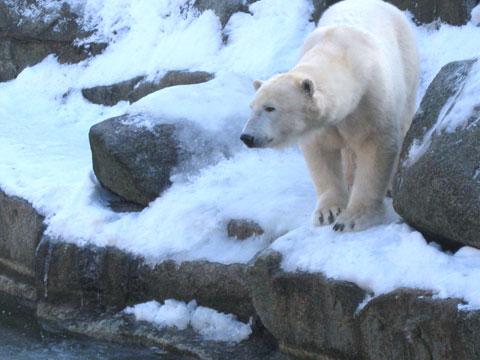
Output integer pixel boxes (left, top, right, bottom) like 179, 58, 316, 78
386, 0, 479, 25
82, 71, 214, 106
358, 289, 480, 360
249, 250, 480, 359
0, 1, 106, 82
393, 59, 480, 249
248, 250, 367, 359
89, 114, 227, 206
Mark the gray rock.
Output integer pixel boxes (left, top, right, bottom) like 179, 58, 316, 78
358, 289, 480, 360
386, 0, 479, 25
312, 0, 478, 25
128, 70, 215, 104
35, 236, 254, 321
89, 115, 177, 206
0, 1, 84, 42
82, 76, 146, 107
193, 0, 258, 26
393, 59, 480, 249
249, 250, 480, 359
0, 189, 45, 278
89, 114, 226, 206
248, 250, 367, 359
0, 189, 44, 308
82, 70, 214, 106
227, 219, 264, 240
0, 1, 106, 82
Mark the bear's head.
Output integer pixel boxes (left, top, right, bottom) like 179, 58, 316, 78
240, 73, 322, 148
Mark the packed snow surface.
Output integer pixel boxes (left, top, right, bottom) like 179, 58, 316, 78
471, 3, 480, 26
272, 222, 480, 309
1, 0, 480, 307
124, 299, 252, 343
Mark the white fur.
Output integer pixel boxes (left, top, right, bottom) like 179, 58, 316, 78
242, 0, 419, 231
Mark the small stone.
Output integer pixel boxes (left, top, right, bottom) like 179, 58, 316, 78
227, 219, 264, 240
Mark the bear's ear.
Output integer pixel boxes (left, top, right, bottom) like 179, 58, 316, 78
301, 79, 314, 97
253, 80, 263, 91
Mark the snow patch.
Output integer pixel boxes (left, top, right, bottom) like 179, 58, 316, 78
471, 4, 480, 26
124, 299, 252, 343
416, 22, 480, 102
271, 221, 480, 309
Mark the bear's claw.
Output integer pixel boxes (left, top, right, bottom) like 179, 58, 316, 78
332, 205, 385, 232
333, 223, 344, 231
312, 206, 344, 226
333, 222, 355, 232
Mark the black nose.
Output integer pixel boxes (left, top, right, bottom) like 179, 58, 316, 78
240, 134, 255, 148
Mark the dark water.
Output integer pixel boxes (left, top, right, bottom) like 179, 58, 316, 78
0, 304, 181, 360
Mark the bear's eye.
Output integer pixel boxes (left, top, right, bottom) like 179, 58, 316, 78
264, 106, 276, 112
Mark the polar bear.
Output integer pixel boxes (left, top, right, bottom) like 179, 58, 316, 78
240, 0, 419, 231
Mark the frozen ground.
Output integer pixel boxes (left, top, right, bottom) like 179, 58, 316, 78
124, 299, 252, 343
0, 1, 480, 306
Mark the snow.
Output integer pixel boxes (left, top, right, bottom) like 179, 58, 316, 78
472, 4, 480, 26
0, 0, 480, 308
123, 299, 252, 343
415, 22, 480, 101
272, 221, 480, 309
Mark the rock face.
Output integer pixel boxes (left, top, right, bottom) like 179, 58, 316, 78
386, 0, 479, 25
89, 114, 226, 206
359, 289, 480, 360
82, 70, 214, 106
0, 190, 44, 279
0, 1, 106, 82
249, 250, 480, 360
249, 250, 367, 359
36, 237, 253, 322
393, 59, 480, 249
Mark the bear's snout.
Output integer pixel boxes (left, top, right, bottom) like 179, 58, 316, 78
240, 133, 256, 148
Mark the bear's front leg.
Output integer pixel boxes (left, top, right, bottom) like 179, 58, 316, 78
301, 133, 348, 226
333, 138, 398, 232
